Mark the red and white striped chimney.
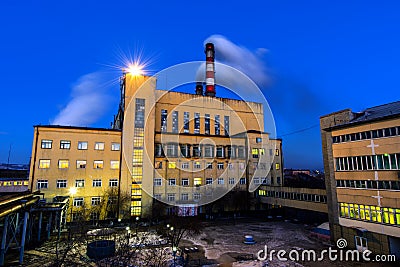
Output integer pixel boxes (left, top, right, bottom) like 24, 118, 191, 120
204, 43, 216, 97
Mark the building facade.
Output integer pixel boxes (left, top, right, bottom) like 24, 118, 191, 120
29, 45, 283, 221
320, 101, 400, 257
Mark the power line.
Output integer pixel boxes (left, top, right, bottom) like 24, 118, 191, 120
278, 124, 319, 137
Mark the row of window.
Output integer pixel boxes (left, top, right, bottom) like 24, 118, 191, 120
161, 110, 230, 136
339, 202, 400, 226
155, 143, 280, 159
41, 139, 120, 151
154, 192, 202, 202
38, 159, 120, 169
0, 180, 29, 186
153, 177, 247, 186
335, 153, 400, 171
72, 196, 118, 207
37, 178, 118, 189
258, 190, 327, 203
155, 160, 280, 171
332, 126, 400, 143
336, 179, 400, 190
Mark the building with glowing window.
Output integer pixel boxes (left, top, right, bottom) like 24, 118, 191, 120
29, 44, 283, 221
320, 101, 400, 257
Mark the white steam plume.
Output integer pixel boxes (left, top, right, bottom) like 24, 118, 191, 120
51, 72, 112, 126
197, 35, 270, 88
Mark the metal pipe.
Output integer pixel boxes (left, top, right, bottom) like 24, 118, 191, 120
0, 216, 9, 266
0, 194, 34, 209
19, 211, 29, 264
0, 197, 39, 218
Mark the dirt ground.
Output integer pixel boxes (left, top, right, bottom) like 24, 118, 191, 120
15, 218, 399, 266
183, 219, 398, 267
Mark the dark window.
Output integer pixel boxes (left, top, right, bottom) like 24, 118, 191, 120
224, 116, 229, 136
135, 98, 145, 128
183, 112, 190, 133
161, 109, 168, 132
215, 115, 220, 135
194, 113, 200, 134
172, 111, 179, 133
205, 114, 210, 135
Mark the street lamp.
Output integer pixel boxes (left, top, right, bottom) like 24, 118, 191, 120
126, 226, 130, 244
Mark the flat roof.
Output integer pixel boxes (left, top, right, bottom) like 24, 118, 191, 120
34, 125, 121, 132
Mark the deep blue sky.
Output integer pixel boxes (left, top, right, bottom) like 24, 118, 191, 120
1, 1, 399, 169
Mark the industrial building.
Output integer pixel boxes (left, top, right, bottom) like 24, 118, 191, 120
28, 43, 283, 221
320, 101, 400, 258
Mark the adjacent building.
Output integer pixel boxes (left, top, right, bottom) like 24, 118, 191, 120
320, 101, 400, 257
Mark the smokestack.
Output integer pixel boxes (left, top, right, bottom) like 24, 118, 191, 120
195, 82, 203, 95
204, 43, 216, 97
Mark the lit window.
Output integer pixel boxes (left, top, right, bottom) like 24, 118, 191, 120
56, 180, 67, 188
155, 161, 163, 169
91, 197, 101, 206
194, 162, 201, 169
181, 193, 189, 201
182, 178, 189, 186
218, 178, 224, 185
39, 159, 50, 169
58, 160, 69, 169
252, 148, 259, 158
41, 140, 52, 149
259, 148, 265, 155
37, 180, 48, 189
109, 179, 118, 187
110, 160, 120, 169
60, 140, 71, 149
168, 162, 176, 169
92, 179, 102, 187
76, 160, 86, 169
111, 143, 120, 151
95, 142, 105, 150
168, 178, 176, 186
194, 178, 202, 186
94, 160, 104, 169
275, 163, 280, 170
275, 149, 279, 156
75, 179, 85, 188
73, 197, 84, 207
78, 141, 88, 150
154, 178, 162, 186
258, 190, 266, 196
228, 178, 235, 185
206, 178, 213, 185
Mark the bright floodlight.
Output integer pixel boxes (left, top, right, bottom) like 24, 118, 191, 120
125, 63, 144, 76
69, 187, 77, 195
